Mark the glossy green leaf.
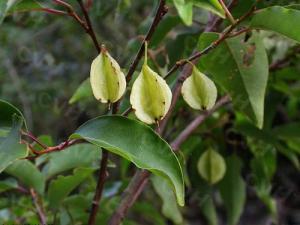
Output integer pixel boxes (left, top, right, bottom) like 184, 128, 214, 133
69, 78, 93, 104
197, 148, 226, 184
173, 0, 193, 26
44, 143, 100, 178
0, 99, 25, 128
70, 115, 184, 206
181, 65, 217, 110
47, 167, 94, 208
192, 0, 225, 18
250, 6, 300, 43
152, 176, 183, 224
218, 155, 246, 225
0, 0, 42, 25
0, 116, 28, 173
130, 45, 172, 124
90, 47, 126, 103
198, 32, 269, 128
5, 160, 45, 194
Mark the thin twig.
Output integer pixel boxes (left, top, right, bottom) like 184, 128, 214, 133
21, 131, 48, 149
218, 0, 236, 24
125, 0, 168, 82
108, 170, 150, 225
53, 0, 89, 31
164, 5, 256, 80
85, 0, 93, 10
77, 0, 101, 53
30, 189, 47, 225
23, 139, 82, 159
73, 1, 111, 223
41, 8, 68, 15
170, 95, 230, 151
87, 150, 109, 225
227, 27, 251, 38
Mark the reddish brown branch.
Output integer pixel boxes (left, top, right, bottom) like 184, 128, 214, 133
30, 189, 47, 225
77, 0, 101, 53
218, 0, 236, 24
85, 0, 93, 10
23, 139, 82, 159
88, 150, 109, 225
21, 131, 48, 149
164, 4, 256, 80
125, 0, 168, 82
108, 170, 150, 225
41, 8, 68, 15
53, 0, 89, 31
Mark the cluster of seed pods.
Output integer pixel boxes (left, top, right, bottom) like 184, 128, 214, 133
90, 43, 217, 124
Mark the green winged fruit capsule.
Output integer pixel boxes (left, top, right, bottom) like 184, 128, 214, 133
130, 43, 172, 124
197, 148, 226, 185
181, 64, 217, 110
90, 46, 126, 104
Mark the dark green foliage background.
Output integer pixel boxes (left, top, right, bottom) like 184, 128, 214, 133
0, 0, 300, 225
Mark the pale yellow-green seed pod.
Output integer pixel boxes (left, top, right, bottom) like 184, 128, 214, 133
181, 64, 217, 110
90, 46, 126, 104
197, 148, 226, 185
130, 43, 172, 124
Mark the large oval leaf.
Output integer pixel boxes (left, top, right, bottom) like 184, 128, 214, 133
70, 115, 184, 206
198, 32, 269, 128
250, 6, 300, 43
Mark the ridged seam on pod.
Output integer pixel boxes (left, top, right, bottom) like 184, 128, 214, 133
90, 45, 126, 104
130, 42, 172, 124
197, 148, 226, 185
181, 63, 217, 110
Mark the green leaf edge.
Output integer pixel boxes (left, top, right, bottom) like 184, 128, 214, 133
69, 115, 185, 206
0, 99, 27, 130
